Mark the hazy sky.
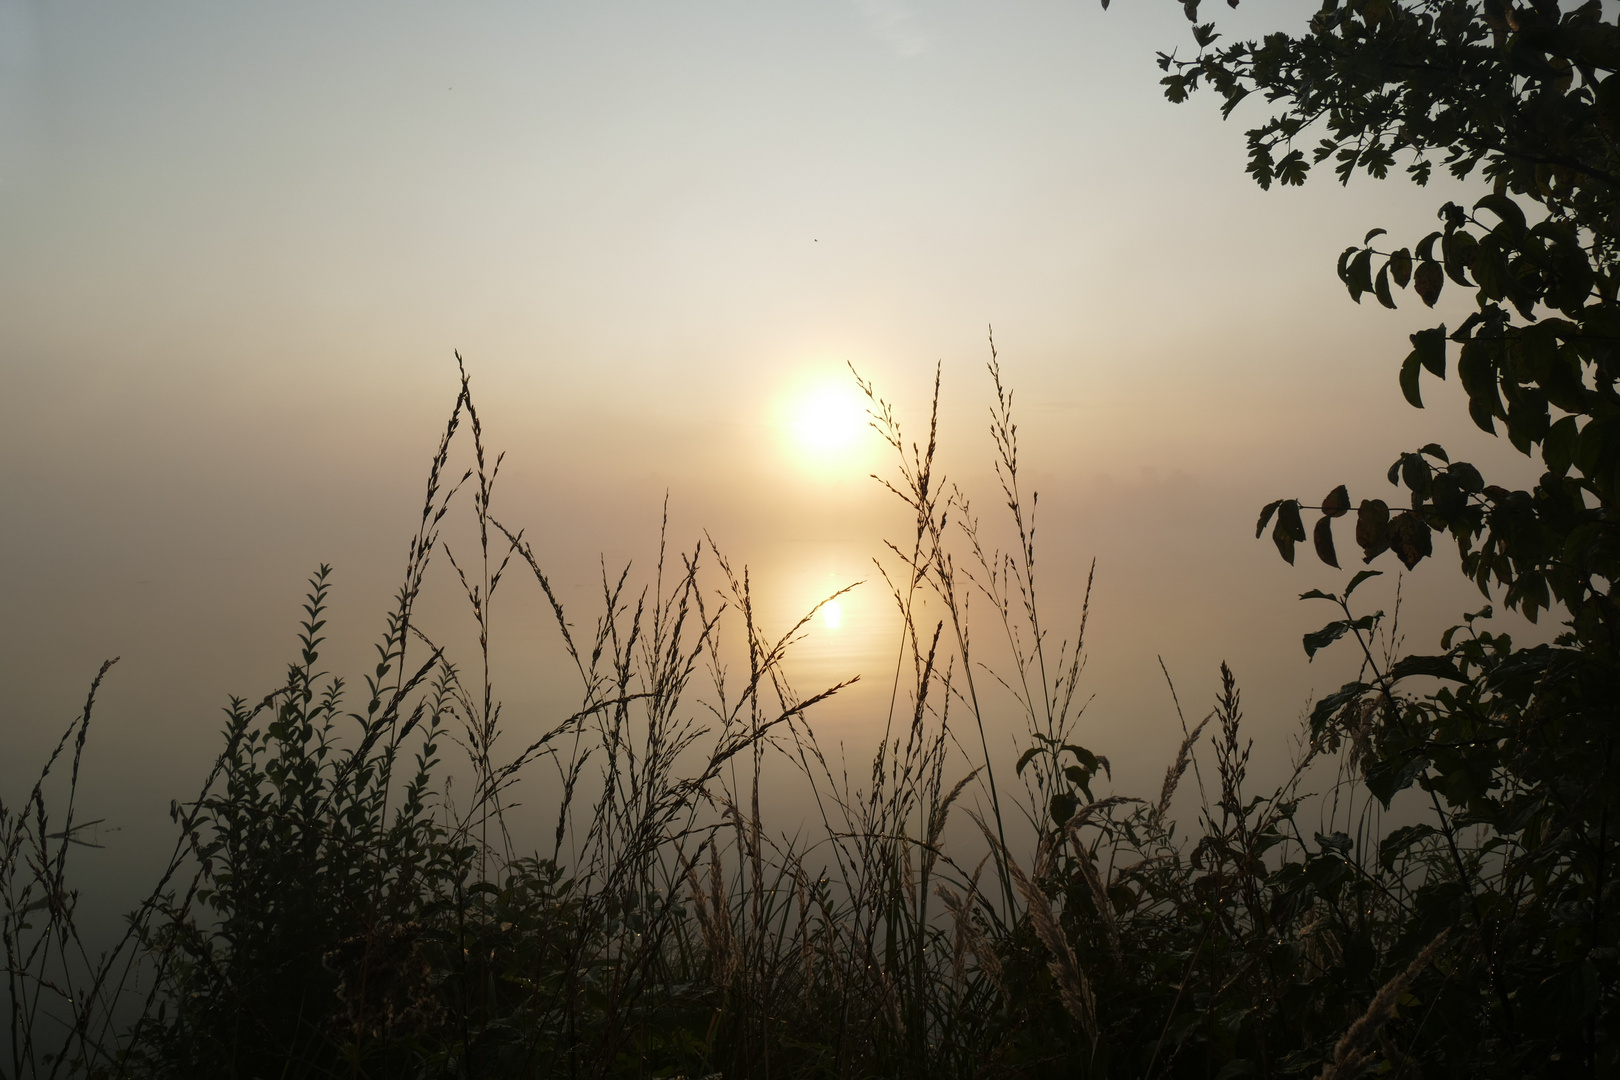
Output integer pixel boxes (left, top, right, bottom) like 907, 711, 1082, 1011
0, 0, 1548, 875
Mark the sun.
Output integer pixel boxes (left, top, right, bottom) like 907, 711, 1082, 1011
790, 383, 866, 456
822, 599, 843, 630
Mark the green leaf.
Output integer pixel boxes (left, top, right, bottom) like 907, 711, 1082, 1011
1050, 791, 1078, 827
1321, 484, 1350, 517
1475, 237, 1513, 302
1400, 452, 1433, 495
1347, 248, 1374, 302
1337, 245, 1359, 283
1356, 499, 1391, 562
1273, 500, 1307, 563
1365, 751, 1430, 809
1475, 192, 1527, 240
1304, 619, 1351, 659
1389, 654, 1467, 681
1374, 263, 1397, 309
1400, 352, 1425, 408
1062, 743, 1099, 769
1379, 823, 1437, 869
1310, 681, 1368, 735
1442, 230, 1477, 286
1414, 259, 1444, 306
1388, 247, 1412, 288
1313, 514, 1340, 568
1411, 327, 1447, 377
1387, 511, 1433, 569
1448, 460, 1481, 491
1544, 415, 1579, 475
1305, 852, 1349, 895
1256, 499, 1283, 538
1344, 568, 1382, 597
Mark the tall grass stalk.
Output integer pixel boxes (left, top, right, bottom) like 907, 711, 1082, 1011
1, 347, 1513, 1079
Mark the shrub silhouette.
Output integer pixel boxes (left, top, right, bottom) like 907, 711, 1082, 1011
0, 339, 1606, 1079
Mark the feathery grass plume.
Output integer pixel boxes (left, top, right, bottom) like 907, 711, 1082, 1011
1013, 859, 1096, 1040
1157, 712, 1214, 821
706, 847, 737, 992
936, 877, 1006, 1002
1297, 903, 1343, 975
922, 767, 978, 881
994, 826, 1097, 1041
12, 349, 1563, 1079
1061, 792, 1139, 968
1213, 662, 1252, 828
2, 658, 116, 1079
1315, 930, 1449, 1080
794, 863, 815, 1001
1072, 841, 1121, 966
1067, 794, 1141, 832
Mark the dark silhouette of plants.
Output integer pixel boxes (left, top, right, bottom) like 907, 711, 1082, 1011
2, 347, 1553, 1080
1127, 0, 1620, 1073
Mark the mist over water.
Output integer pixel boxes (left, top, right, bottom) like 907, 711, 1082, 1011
0, 0, 1552, 934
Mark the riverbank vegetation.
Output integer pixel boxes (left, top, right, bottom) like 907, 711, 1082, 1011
7, 0, 1619, 1075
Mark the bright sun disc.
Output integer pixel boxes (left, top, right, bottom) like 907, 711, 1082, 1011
822, 600, 843, 630
792, 385, 864, 455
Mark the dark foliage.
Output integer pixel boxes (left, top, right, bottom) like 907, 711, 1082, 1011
9, 3, 1620, 1077
1159, 0, 1620, 1073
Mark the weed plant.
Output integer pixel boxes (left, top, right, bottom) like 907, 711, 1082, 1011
3, 346, 1605, 1078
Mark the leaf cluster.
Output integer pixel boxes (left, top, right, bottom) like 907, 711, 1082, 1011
1138, 0, 1620, 1071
